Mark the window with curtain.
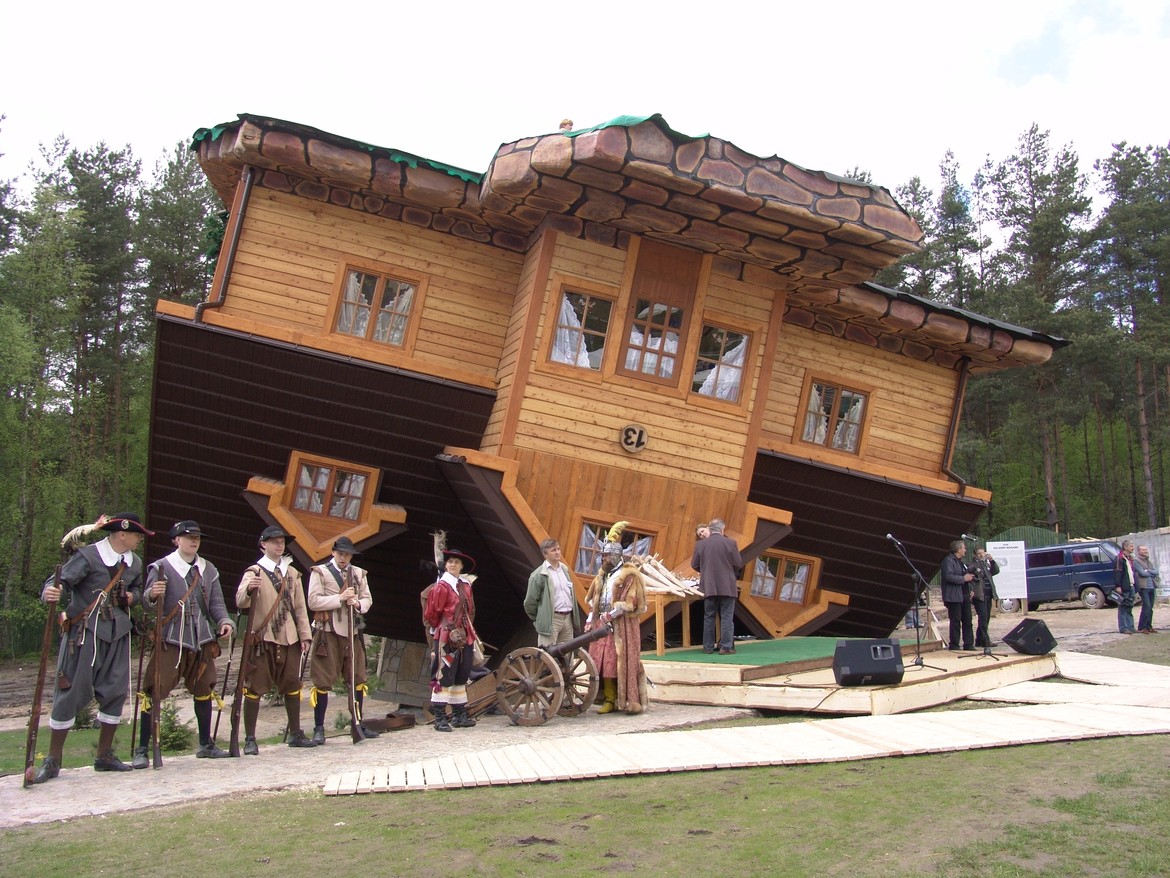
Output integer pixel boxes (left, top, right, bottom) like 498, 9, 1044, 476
801, 379, 868, 454
751, 554, 814, 604
574, 521, 655, 577
291, 457, 372, 522
334, 267, 417, 347
692, 324, 748, 402
549, 289, 612, 369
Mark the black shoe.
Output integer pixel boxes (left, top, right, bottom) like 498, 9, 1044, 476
311, 725, 326, 746
33, 756, 60, 783
196, 742, 230, 759
94, 751, 133, 772
358, 725, 381, 738
243, 737, 260, 756
702, 647, 715, 654
287, 729, 316, 748
131, 747, 149, 770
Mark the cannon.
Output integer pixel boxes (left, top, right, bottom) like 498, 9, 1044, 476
492, 610, 625, 726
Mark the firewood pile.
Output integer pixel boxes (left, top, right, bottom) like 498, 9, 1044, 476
631, 555, 703, 596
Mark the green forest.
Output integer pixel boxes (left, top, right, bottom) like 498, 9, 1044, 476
1, 119, 1167, 618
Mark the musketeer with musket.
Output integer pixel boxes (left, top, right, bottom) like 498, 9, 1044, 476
131, 520, 235, 768
234, 525, 317, 753
31, 512, 153, 784
307, 536, 380, 744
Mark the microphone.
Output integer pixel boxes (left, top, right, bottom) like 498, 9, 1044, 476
886, 533, 902, 545
961, 534, 971, 541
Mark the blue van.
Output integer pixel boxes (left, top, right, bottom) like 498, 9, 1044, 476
997, 540, 1121, 612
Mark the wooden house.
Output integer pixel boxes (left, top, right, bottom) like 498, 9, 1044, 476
149, 113, 1064, 704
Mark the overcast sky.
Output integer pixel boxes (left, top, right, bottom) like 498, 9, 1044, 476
2, 1, 1166, 208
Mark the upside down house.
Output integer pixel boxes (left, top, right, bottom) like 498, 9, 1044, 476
147, 113, 1064, 704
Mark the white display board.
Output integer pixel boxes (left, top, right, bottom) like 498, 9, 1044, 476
987, 540, 1027, 600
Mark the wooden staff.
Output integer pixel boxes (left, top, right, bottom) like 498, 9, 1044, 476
23, 566, 61, 788
151, 590, 164, 769
211, 623, 236, 744
228, 602, 260, 758
347, 600, 366, 743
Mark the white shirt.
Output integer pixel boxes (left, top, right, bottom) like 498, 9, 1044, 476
543, 561, 574, 613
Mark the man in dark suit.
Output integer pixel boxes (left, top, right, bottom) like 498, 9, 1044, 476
940, 539, 975, 651
691, 519, 743, 655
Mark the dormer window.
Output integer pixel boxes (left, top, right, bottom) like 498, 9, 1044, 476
289, 453, 377, 521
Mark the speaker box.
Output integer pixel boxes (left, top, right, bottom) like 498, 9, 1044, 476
832, 638, 905, 686
1002, 618, 1057, 655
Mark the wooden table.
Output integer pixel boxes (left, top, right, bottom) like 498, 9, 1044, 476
646, 592, 703, 656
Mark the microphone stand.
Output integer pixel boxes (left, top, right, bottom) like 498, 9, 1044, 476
887, 535, 945, 672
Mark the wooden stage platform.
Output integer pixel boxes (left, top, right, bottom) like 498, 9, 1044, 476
643, 636, 1057, 716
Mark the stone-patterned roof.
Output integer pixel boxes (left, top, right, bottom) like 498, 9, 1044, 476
191, 114, 1065, 372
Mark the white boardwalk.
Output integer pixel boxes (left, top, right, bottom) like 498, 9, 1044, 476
323, 653, 1170, 796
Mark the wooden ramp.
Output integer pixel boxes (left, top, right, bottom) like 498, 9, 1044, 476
322, 701, 1170, 795
970, 651, 1170, 708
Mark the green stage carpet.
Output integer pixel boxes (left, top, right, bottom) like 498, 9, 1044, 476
643, 635, 923, 664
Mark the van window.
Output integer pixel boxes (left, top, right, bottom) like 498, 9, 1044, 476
1027, 550, 1064, 569
1070, 547, 1103, 565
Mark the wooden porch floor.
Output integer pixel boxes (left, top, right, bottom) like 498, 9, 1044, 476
323, 651, 1170, 796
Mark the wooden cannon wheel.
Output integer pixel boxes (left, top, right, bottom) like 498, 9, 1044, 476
496, 647, 565, 726
556, 647, 598, 717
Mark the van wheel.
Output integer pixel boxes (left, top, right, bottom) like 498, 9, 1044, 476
1080, 586, 1106, 610
1027, 601, 1041, 612
997, 599, 1020, 613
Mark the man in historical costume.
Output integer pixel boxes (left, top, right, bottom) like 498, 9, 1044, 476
968, 547, 1000, 649
524, 538, 581, 648
1112, 540, 1138, 635
940, 539, 975, 650
307, 535, 379, 743
423, 547, 479, 732
33, 512, 154, 783
584, 522, 648, 714
234, 525, 316, 753
131, 520, 235, 768
691, 518, 744, 655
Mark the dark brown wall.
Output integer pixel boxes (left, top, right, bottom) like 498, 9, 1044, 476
146, 317, 525, 645
747, 452, 987, 638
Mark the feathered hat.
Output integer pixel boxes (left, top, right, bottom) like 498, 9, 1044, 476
600, 520, 628, 557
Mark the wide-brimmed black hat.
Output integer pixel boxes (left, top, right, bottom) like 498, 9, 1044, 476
259, 525, 295, 544
442, 548, 476, 574
101, 512, 155, 537
332, 536, 360, 555
169, 520, 204, 540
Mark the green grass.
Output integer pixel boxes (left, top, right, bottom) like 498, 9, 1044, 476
3, 736, 1168, 877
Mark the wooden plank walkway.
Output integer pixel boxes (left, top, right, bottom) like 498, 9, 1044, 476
322, 701, 1170, 795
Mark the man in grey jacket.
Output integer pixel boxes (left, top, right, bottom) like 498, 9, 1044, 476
524, 539, 580, 647
691, 520, 743, 655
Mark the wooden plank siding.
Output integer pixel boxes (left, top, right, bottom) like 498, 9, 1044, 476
759, 322, 960, 489
202, 187, 522, 389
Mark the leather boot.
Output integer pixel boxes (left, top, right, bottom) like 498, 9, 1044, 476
243, 697, 261, 754
597, 678, 618, 714
450, 703, 476, 728
311, 725, 326, 745
431, 701, 451, 732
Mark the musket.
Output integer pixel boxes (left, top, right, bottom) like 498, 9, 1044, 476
151, 585, 164, 769
226, 604, 257, 758
347, 600, 366, 743
211, 622, 237, 744
23, 566, 61, 788
228, 594, 260, 757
